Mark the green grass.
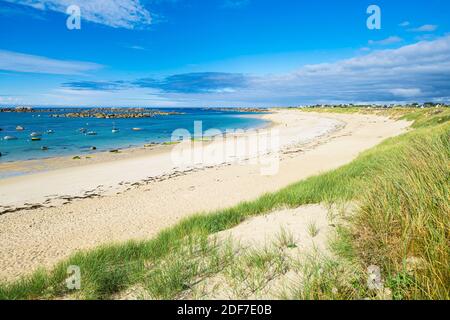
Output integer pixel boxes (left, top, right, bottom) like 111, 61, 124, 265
142, 235, 234, 299
307, 222, 319, 238
276, 228, 297, 249
0, 107, 448, 300
284, 254, 368, 300
162, 141, 180, 146
300, 106, 450, 129
351, 125, 449, 299
191, 137, 214, 142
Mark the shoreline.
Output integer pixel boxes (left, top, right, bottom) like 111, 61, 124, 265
0, 110, 410, 281
0, 112, 272, 177
0, 110, 340, 213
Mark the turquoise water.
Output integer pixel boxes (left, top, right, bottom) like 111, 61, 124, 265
0, 108, 268, 163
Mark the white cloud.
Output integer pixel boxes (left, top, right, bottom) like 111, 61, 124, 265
237, 35, 450, 104
389, 88, 422, 97
27, 87, 182, 107
399, 21, 410, 27
409, 24, 438, 32
4, 0, 152, 29
0, 50, 103, 75
0, 96, 20, 104
368, 36, 403, 46
128, 45, 146, 51
222, 0, 250, 8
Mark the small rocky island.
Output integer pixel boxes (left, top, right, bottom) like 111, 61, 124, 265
51, 108, 182, 119
0, 106, 62, 113
1, 106, 183, 118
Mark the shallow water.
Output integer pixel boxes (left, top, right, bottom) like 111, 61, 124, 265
0, 108, 268, 162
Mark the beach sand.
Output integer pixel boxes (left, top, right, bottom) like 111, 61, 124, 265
0, 109, 410, 281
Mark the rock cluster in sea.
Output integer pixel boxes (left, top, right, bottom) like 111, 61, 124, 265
0, 106, 55, 113
0, 107, 184, 118
50, 108, 182, 119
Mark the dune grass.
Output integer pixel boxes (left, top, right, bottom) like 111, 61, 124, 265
351, 125, 449, 299
0, 107, 448, 300
294, 123, 449, 300
301, 105, 450, 128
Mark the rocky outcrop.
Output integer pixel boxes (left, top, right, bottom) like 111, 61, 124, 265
51, 108, 182, 119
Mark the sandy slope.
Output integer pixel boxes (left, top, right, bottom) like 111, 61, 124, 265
0, 110, 410, 281
216, 204, 333, 253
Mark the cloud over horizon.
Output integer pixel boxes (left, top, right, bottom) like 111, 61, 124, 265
59, 36, 450, 105
133, 72, 249, 93
61, 80, 126, 91
254, 35, 450, 104
0, 50, 103, 75
368, 36, 403, 46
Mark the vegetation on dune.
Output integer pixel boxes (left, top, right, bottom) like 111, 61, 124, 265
352, 124, 449, 299
0, 107, 448, 300
301, 105, 450, 128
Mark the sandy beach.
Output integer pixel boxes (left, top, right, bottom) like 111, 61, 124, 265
0, 109, 410, 281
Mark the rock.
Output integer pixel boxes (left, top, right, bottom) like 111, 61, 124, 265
406, 256, 426, 275
50, 108, 182, 119
90, 146, 97, 150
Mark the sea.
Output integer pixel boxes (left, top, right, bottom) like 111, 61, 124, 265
0, 108, 269, 163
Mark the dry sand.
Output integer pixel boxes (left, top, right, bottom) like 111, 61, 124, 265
194, 204, 333, 300
215, 204, 332, 254
118, 204, 334, 300
0, 110, 411, 281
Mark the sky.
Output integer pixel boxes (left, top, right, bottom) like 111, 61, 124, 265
0, 0, 449, 107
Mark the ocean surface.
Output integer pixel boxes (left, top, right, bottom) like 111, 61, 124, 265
0, 108, 269, 163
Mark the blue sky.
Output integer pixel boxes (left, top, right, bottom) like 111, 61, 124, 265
0, 0, 449, 107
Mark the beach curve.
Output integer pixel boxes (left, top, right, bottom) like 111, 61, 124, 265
0, 109, 410, 281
